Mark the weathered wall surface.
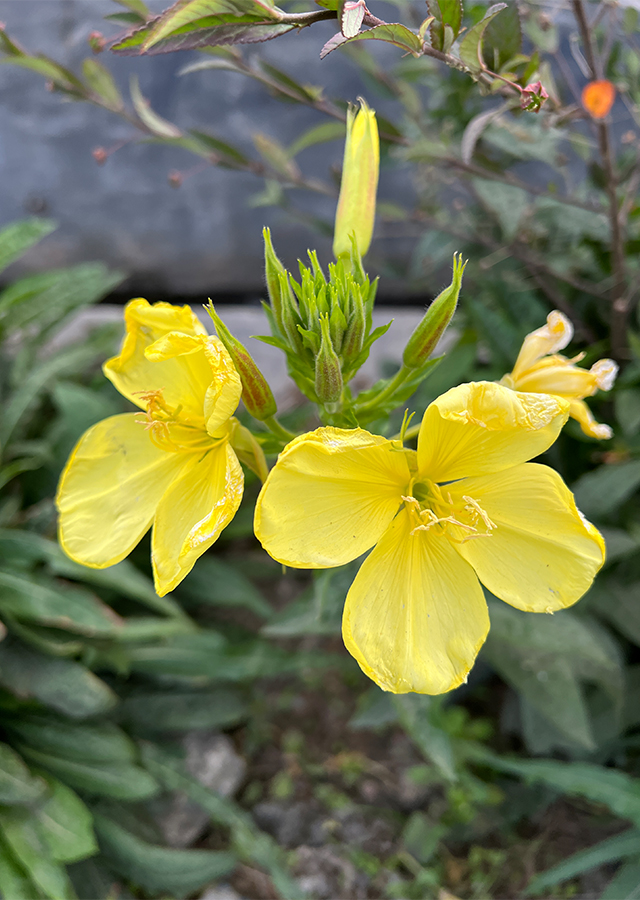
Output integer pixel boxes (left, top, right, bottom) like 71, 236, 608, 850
0, 0, 416, 297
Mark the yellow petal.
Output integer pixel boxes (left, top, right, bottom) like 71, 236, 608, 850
254, 427, 411, 568
333, 100, 379, 259
569, 399, 613, 440
451, 463, 605, 612
342, 508, 489, 694
152, 441, 243, 595
417, 382, 569, 483
511, 310, 573, 379
201, 338, 243, 437
56, 413, 187, 568
512, 355, 598, 398
103, 299, 213, 425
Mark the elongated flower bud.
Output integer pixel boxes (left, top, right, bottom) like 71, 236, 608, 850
263, 227, 287, 331
403, 254, 466, 369
333, 99, 379, 260
206, 303, 277, 421
315, 314, 343, 403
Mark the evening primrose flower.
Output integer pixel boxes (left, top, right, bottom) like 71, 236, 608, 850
255, 382, 604, 694
502, 311, 617, 439
56, 299, 245, 596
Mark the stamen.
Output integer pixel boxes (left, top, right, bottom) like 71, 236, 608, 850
462, 495, 496, 531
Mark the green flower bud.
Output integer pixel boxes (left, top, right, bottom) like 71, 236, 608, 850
402, 254, 467, 370
342, 283, 366, 363
315, 314, 343, 404
333, 99, 379, 260
263, 227, 287, 332
206, 302, 277, 421
279, 271, 304, 355
329, 303, 348, 353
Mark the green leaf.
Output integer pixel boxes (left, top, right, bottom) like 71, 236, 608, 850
130, 75, 182, 137
114, 20, 294, 53
525, 829, 640, 895
589, 577, 640, 647
189, 129, 250, 165
112, 0, 149, 16
253, 132, 300, 179
7, 717, 136, 766
81, 58, 123, 109
17, 747, 159, 801
472, 179, 529, 241
177, 556, 272, 618
0, 639, 116, 718
288, 121, 345, 157
0, 219, 56, 276
37, 777, 97, 864
0, 809, 74, 900
259, 62, 322, 103
0, 838, 35, 900
0, 570, 122, 636
616, 389, 640, 437
93, 814, 235, 895
458, 3, 507, 77
427, 0, 462, 52
0, 743, 47, 806
120, 688, 248, 732
601, 859, 640, 900
393, 695, 456, 781
141, 0, 283, 51
482, 0, 522, 70
321, 23, 423, 59
572, 460, 640, 519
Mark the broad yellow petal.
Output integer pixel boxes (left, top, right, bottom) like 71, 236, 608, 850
103, 299, 213, 425
417, 382, 569, 483
254, 427, 411, 568
152, 442, 243, 595
201, 339, 243, 437
512, 355, 598, 398
56, 413, 187, 568
342, 508, 489, 694
451, 463, 605, 612
511, 310, 573, 379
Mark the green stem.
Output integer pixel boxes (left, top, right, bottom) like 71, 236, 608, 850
263, 416, 296, 443
355, 365, 414, 414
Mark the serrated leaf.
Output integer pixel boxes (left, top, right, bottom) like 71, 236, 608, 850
321, 23, 423, 59
141, 0, 283, 52
0, 810, 74, 900
81, 58, 122, 109
113, 0, 149, 15
37, 777, 97, 864
427, 0, 462, 52
130, 75, 181, 137
113, 19, 294, 53
482, 0, 522, 71
341, 0, 365, 38
0, 219, 56, 276
17, 747, 159, 801
573, 460, 640, 519
458, 3, 507, 76
120, 688, 248, 732
0, 639, 116, 718
0, 743, 47, 806
94, 814, 235, 894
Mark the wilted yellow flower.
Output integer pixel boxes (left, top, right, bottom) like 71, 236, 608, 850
255, 382, 604, 695
333, 99, 379, 260
56, 299, 245, 596
502, 311, 617, 439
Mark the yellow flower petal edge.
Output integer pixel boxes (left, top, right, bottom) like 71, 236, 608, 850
342, 508, 489, 695
254, 426, 412, 568
417, 381, 569, 483
57, 299, 244, 594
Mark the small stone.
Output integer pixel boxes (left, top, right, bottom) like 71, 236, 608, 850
199, 884, 244, 900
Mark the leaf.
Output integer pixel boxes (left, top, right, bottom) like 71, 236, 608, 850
140, 0, 283, 52
472, 178, 529, 241
458, 3, 507, 77
0, 639, 116, 718
81, 58, 122, 109
427, 0, 462, 52
119, 688, 248, 732
37, 777, 97, 864
461, 103, 509, 164
189, 129, 250, 165
130, 75, 182, 137
321, 23, 423, 59
113, 20, 295, 53
259, 61, 322, 103
253, 132, 300, 179
589, 577, 640, 647
0, 809, 74, 900
7, 717, 136, 766
288, 121, 345, 157
572, 460, 640, 519
393, 695, 456, 781
525, 829, 640, 895
0, 219, 56, 276
601, 859, 640, 900
0, 743, 47, 806
93, 814, 236, 894
616, 389, 640, 437
0, 569, 122, 636
482, 0, 522, 70
17, 746, 159, 801
177, 556, 272, 618
113, 0, 150, 15
0, 839, 34, 900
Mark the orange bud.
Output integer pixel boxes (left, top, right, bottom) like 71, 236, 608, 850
582, 80, 616, 120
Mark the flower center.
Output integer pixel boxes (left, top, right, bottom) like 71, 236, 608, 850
135, 389, 220, 453
402, 479, 496, 542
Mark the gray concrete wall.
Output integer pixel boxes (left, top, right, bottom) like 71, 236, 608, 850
0, 0, 416, 297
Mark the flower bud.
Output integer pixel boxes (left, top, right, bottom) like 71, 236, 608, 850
263, 227, 287, 332
403, 254, 466, 369
206, 303, 277, 421
315, 314, 343, 404
333, 99, 379, 260
341, 284, 366, 363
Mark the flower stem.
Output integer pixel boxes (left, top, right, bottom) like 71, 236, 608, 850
263, 416, 296, 443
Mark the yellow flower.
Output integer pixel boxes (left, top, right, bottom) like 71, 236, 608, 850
254, 382, 605, 695
56, 299, 244, 596
333, 99, 379, 260
502, 311, 617, 439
